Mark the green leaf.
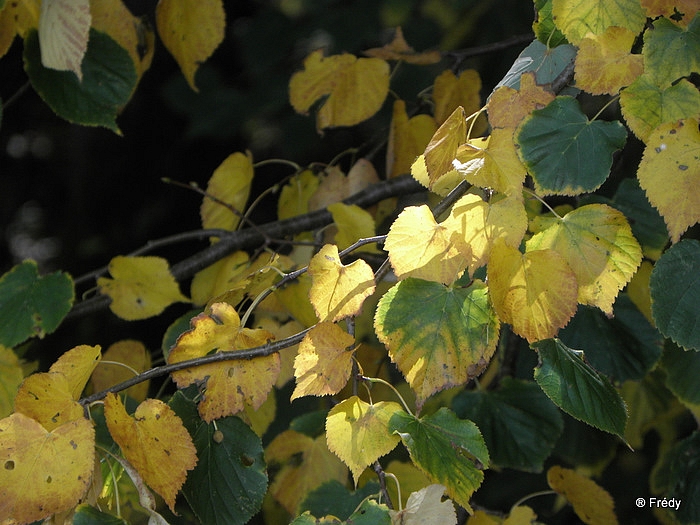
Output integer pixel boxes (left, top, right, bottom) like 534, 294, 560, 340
300, 480, 380, 521
492, 40, 576, 93
532, 338, 627, 438
452, 378, 563, 472
644, 14, 700, 86
559, 295, 663, 382
291, 500, 391, 525
374, 278, 500, 406
388, 407, 489, 512
516, 96, 627, 195
655, 431, 700, 525
661, 342, 700, 406
73, 504, 127, 525
24, 28, 138, 132
170, 390, 267, 525
532, 0, 568, 47
650, 239, 700, 351
0, 260, 74, 348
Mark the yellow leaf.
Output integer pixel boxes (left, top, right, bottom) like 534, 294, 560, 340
385, 205, 470, 285
487, 72, 555, 129
433, 69, 486, 133
309, 160, 380, 211
98, 256, 188, 320
547, 465, 618, 525
326, 396, 402, 484
278, 169, 321, 220
387, 99, 437, 178
328, 202, 376, 251
445, 193, 528, 275
382, 459, 432, 510
274, 272, 319, 327
627, 260, 654, 324
389, 484, 457, 525
488, 240, 578, 343
411, 154, 464, 196
575, 27, 644, 95
0, 7, 17, 60
526, 204, 642, 315
266, 430, 347, 513
551, 0, 646, 45
0, 413, 94, 524
168, 302, 278, 421
289, 50, 390, 130
241, 388, 276, 437
363, 27, 442, 65
155, 0, 225, 91
4, 0, 40, 38
466, 510, 501, 524
424, 106, 466, 185
291, 321, 355, 400
190, 251, 250, 306
504, 506, 538, 525
0, 346, 23, 418
640, 0, 698, 23
308, 244, 376, 322
637, 119, 700, 242
104, 393, 197, 513
200, 151, 255, 232
91, 340, 151, 402
49, 344, 102, 399
38, 0, 91, 80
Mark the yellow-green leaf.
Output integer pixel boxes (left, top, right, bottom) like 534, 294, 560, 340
328, 202, 376, 251
387, 99, 436, 178
424, 106, 466, 185
308, 244, 376, 322
289, 50, 390, 130
526, 204, 642, 315
98, 255, 189, 320
0, 346, 23, 418
547, 465, 618, 524
325, 396, 402, 483
291, 321, 355, 400
104, 393, 198, 513
488, 240, 578, 343
551, 0, 646, 45
278, 169, 321, 220
637, 119, 700, 242
155, 0, 225, 90
200, 151, 254, 232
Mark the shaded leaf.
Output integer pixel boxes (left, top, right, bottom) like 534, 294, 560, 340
0, 346, 23, 418
300, 480, 381, 522
389, 484, 457, 525
363, 27, 441, 65
328, 202, 376, 251
547, 465, 618, 524
200, 151, 255, 232
487, 72, 555, 129
551, 0, 646, 44
386, 99, 436, 178
492, 40, 576, 92
91, 340, 151, 402
661, 342, 700, 406
190, 251, 250, 307
643, 14, 700, 86
73, 504, 128, 525
433, 69, 485, 130
38, 0, 90, 79
656, 431, 700, 524
278, 170, 321, 220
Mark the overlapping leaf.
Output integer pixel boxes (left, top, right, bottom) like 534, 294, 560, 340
200, 151, 254, 232
433, 69, 484, 130
423, 106, 466, 184
328, 202, 376, 251
487, 72, 555, 129
643, 14, 700, 86
38, 0, 90, 80
190, 250, 250, 306
551, 0, 646, 44
387, 99, 436, 178
389, 485, 457, 525
363, 27, 441, 65
547, 465, 618, 524
0, 346, 23, 418
91, 340, 151, 402
492, 40, 576, 91
375, 278, 499, 405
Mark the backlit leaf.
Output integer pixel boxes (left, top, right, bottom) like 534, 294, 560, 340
325, 396, 402, 483
168, 302, 279, 421
620, 75, 700, 142
526, 203, 642, 315
0, 413, 95, 524
190, 250, 250, 306
155, 0, 225, 91
389, 484, 457, 525
0, 346, 23, 418
0, 260, 73, 347
363, 27, 441, 65
547, 465, 618, 525
200, 151, 254, 232
387, 99, 436, 178
308, 244, 376, 322
551, 0, 646, 44
637, 119, 700, 242
91, 340, 151, 402
278, 170, 321, 220
433, 69, 484, 129
98, 255, 188, 320
309, 161, 380, 211
643, 14, 700, 86
574, 26, 643, 95
289, 50, 390, 130
424, 106, 466, 184
375, 278, 499, 406
48, 343, 102, 399
516, 96, 627, 195
388, 408, 489, 512
38, 0, 90, 80
533, 339, 627, 438
487, 72, 555, 129
384, 204, 471, 285
488, 241, 578, 343
104, 392, 198, 513
650, 240, 700, 350
291, 321, 355, 400
328, 202, 376, 251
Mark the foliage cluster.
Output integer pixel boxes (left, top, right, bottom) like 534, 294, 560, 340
1, 1, 699, 524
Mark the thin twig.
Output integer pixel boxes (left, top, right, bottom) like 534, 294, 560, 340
446, 33, 534, 69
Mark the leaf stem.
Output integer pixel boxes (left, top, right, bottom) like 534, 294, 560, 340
522, 187, 563, 219
511, 489, 556, 510
361, 376, 414, 417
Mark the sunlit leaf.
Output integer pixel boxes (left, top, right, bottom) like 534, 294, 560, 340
574, 26, 644, 95
168, 302, 279, 421
388, 408, 489, 512
551, 0, 646, 44
0, 413, 94, 524
643, 14, 700, 86
526, 203, 642, 315
48, 344, 102, 399
637, 119, 700, 242
91, 340, 151, 402
389, 484, 457, 525
384, 204, 471, 285
516, 96, 627, 195
424, 106, 466, 184
98, 256, 189, 320
325, 396, 402, 483
155, 0, 225, 91
200, 151, 254, 232
488, 241, 578, 343
190, 250, 250, 306
328, 202, 376, 251
433, 69, 485, 131
363, 27, 441, 65
547, 465, 619, 524
0, 346, 23, 418
487, 72, 555, 129
387, 99, 436, 178
0, 260, 73, 347
375, 278, 499, 406
650, 240, 700, 350
104, 392, 198, 513
533, 339, 627, 438
291, 321, 355, 400
38, 0, 90, 80
289, 50, 390, 129
308, 244, 376, 322
278, 170, 321, 220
